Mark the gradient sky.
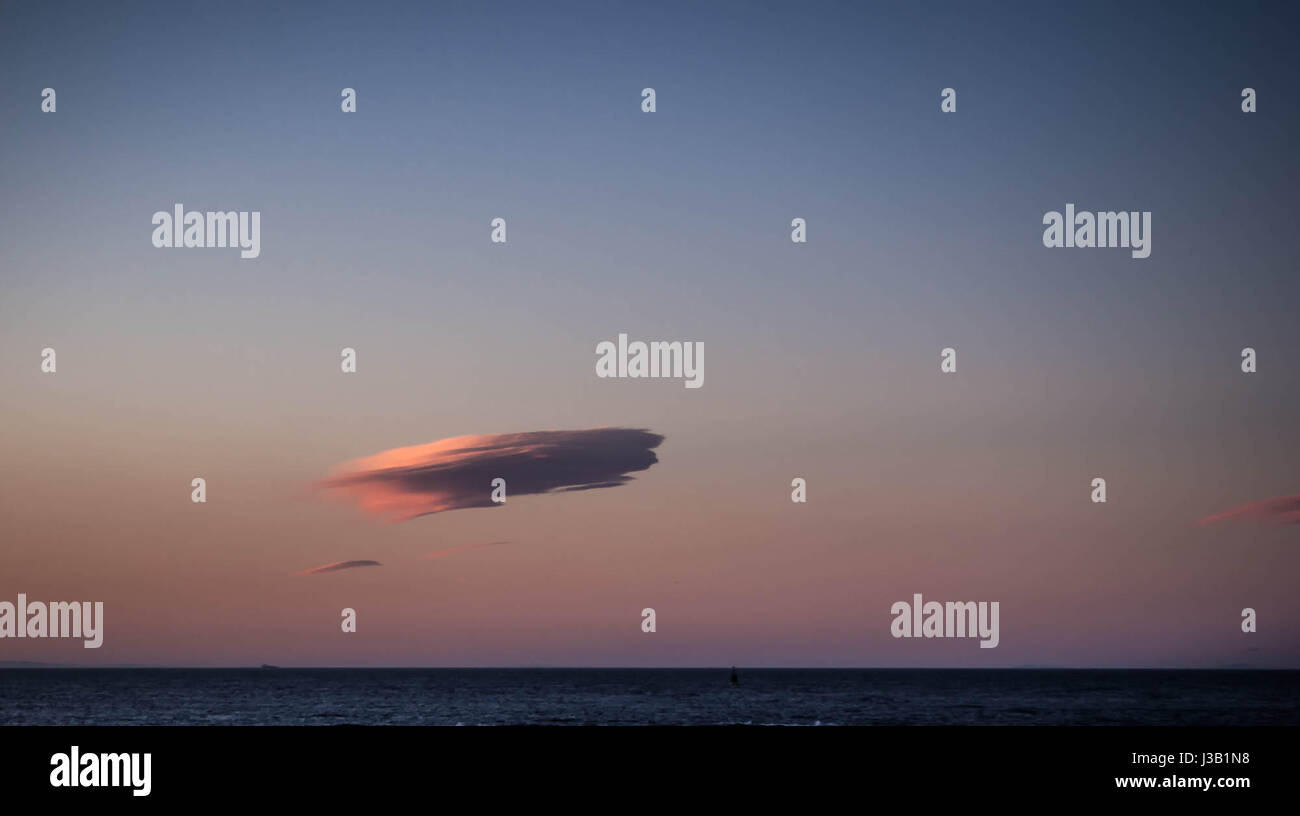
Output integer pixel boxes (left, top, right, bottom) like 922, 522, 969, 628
2, 0, 1298, 667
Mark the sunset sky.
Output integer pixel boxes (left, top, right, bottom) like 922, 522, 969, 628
1, 0, 1298, 667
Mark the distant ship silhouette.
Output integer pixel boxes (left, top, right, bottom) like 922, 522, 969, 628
730, 666, 739, 686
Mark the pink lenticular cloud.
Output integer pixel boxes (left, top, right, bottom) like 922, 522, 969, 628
315, 428, 663, 523
297, 560, 382, 576
1196, 494, 1300, 527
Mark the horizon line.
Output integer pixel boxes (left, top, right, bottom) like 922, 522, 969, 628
0, 664, 1289, 671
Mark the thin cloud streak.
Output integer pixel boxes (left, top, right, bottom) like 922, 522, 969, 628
315, 428, 664, 522
1196, 494, 1300, 526
297, 560, 382, 576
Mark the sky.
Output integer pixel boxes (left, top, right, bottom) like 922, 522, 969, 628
1, 0, 1298, 667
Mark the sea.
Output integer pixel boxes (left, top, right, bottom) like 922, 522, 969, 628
2, 668, 1297, 726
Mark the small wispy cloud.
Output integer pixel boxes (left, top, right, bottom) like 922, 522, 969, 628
1196, 494, 1300, 527
315, 428, 664, 523
297, 560, 382, 576
421, 541, 505, 560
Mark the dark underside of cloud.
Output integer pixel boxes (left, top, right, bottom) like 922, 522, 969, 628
298, 560, 382, 576
1197, 494, 1300, 527
315, 428, 664, 522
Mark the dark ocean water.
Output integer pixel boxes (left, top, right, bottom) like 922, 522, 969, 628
2, 669, 1297, 726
